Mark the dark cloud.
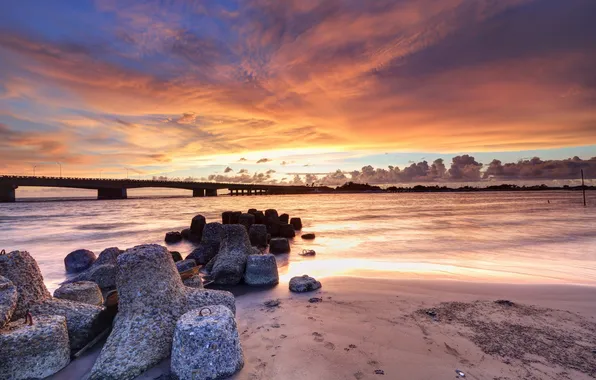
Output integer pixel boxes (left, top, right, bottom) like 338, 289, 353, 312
238, 169, 248, 174
257, 158, 272, 163
224, 166, 233, 173
484, 156, 596, 180
239, 158, 248, 161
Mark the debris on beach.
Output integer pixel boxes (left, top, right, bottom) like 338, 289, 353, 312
308, 297, 323, 303
264, 299, 281, 308
300, 249, 316, 256
494, 299, 515, 306
374, 369, 385, 375
455, 369, 465, 377
301, 233, 316, 240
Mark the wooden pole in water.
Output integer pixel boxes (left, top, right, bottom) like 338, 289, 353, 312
581, 169, 586, 207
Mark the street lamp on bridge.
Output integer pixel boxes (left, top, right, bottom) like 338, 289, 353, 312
56, 162, 62, 178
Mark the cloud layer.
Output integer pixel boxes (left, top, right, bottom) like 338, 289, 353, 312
0, 0, 595, 175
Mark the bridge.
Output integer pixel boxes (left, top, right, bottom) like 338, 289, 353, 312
0, 176, 315, 202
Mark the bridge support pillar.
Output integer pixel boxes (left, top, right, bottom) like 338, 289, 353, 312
205, 189, 217, 197
0, 184, 16, 202
98, 188, 127, 200
193, 188, 205, 197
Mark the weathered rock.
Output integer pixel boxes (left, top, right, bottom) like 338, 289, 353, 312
247, 208, 258, 214
165, 231, 183, 244
290, 217, 303, 230
183, 275, 203, 289
289, 275, 321, 292
210, 225, 252, 285
266, 220, 281, 237
279, 223, 296, 238
176, 259, 197, 273
94, 247, 122, 266
0, 315, 70, 379
186, 242, 219, 265
253, 210, 265, 224
1, 250, 106, 351
190, 214, 206, 238
202, 222, 224, 245
269, 238, 291, 254
171, 305, 243, 380
0, 275, 17, 328
170, 251, 183, 262
89, 244, 235, 380
64, 249, 96, 273
222, 211, 233, 224
249, 224, 268, 247
301, 233, 316, 240
180, 228, 198, 243
244, 254, 279, 286
54, 281, 104, 306
280, 213, 289, 224
67, 263, 117, 290
238, 213, 255, 231
231, 211, 242, 224
265, 209, 279, 222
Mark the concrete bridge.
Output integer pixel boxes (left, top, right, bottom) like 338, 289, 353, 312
0, 176, 315, 202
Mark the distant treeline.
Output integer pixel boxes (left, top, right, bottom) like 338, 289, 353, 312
322, 181, 595, 193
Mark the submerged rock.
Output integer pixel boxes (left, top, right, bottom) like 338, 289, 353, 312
0, 275, 17, 328
171, 305, 244, 380
238, 213, 255, 231
244, 254, 279, 286
249, 224, 268, 247
301, 233, 316, 240
290, 217, 303, 230
210, 225, 253, 285
0, 315, 70, 380
190, 214, 206, 239
165, 231, 183, 244
269, 238, 291, 254
64, 249, 96, 273
89, 244, 235, 380
0, 250, 105, 351
279, 223, 296, 238
54, 281, 104, 306
289, 275, 322, 293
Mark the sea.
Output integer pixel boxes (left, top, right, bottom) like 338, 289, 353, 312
1, 191, 595, 292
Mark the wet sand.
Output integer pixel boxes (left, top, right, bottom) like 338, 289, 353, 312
50, 278, 596, 380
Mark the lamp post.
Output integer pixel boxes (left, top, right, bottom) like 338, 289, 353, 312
99, 170, 103, 179
33, 165, 37, 176
56, 162, 62, 178
125, 168, 129, 179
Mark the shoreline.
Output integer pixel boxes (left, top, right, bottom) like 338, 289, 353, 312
49, 277, 596, 380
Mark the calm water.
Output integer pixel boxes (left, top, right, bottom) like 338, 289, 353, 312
1, 191, 595, 292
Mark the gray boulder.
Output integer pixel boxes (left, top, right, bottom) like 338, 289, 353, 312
64, 249, 96, 273
0, 275, 17, 328
279, 223, 296, 238
210, 225, 253, 285
0, 250, 106, 351
202, 222, 224, 245
280, 213, 289, 224
54, 281, 104, 306
244, 254, 279, 286
190, 214, 206, 238
269, 238, 291, 254
249, 224, 268, 247
183, 275, 203, 289
289, 275, 322, 292
89, 244, 235, 380
238, 212, 255, 231
165, 231, 183, 244
176, 259, 196, 273
94, 247, 122, 266
67, 263, 117, 290
0, 315, 70, 379
186, 242, 219, 265
290, 217, 303, 230
171, 305, 243, 380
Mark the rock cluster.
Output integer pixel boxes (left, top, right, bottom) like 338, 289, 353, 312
289, 275, 322, 293
64, 247, 123, 291
89, 244, 235, 380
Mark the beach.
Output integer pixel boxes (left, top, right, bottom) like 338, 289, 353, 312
48, 277, 596, 380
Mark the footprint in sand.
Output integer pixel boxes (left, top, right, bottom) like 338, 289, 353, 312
324, 342, 336, 350
312, 332, 324, 342
353, 371, 364, 379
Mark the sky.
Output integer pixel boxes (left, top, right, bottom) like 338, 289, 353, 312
1, 0, 595, 185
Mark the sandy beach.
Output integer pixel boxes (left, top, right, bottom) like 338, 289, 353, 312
49, 277, 596, 380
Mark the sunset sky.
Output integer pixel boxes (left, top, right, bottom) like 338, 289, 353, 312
1, 0, 595, 184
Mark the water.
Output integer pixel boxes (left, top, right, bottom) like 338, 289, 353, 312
1, 191, 595, 292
